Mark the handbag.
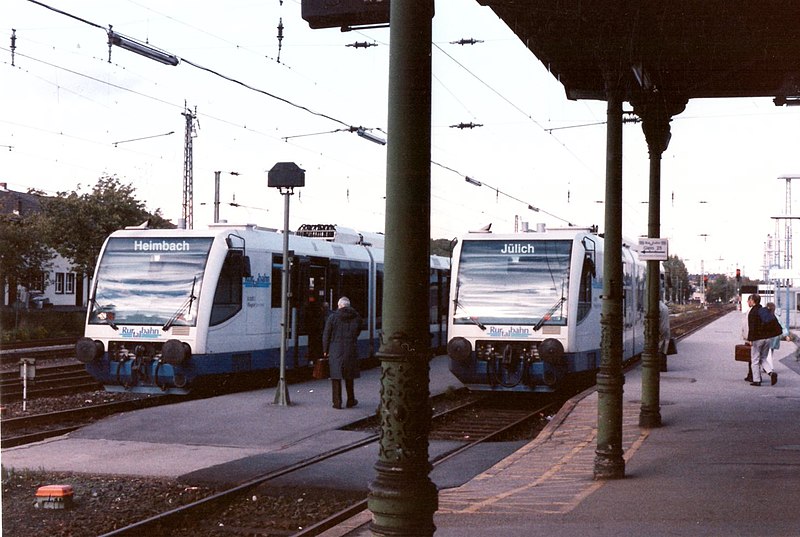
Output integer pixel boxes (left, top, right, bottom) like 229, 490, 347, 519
666, 338, 677, 355
734, 344, 751, 362
312, 357, 329, 379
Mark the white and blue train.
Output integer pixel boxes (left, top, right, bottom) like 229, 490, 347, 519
76, 223, 450, 394
446, 225, 645, 392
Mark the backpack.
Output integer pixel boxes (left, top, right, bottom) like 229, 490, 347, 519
761, 309, 783, 339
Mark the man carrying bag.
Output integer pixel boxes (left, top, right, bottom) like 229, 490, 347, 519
745, 294, 781, 386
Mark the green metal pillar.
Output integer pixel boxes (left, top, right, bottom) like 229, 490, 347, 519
594, 76, 625, 480
640, 160, 663, 428
367, 0, 437, 535
633, 95, 686, 429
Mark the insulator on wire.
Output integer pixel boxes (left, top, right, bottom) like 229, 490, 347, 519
10, 29, 16, 66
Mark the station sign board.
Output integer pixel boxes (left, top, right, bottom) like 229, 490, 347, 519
638, 237, 669, 261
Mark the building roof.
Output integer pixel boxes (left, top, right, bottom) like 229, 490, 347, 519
0, 183, 44, 218
478, 1, 800, 104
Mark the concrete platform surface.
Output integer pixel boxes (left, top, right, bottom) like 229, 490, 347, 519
336, 311, 800, 537
1, 355, 465, 478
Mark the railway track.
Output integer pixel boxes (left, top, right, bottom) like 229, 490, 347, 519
2, 306, 734, 535
0, 338, 77, 366
0, 395, 177, 448
96, 393, 557, 537
1, 305, 731, 449
670, 304, 734, 339
0, 363, 101, 404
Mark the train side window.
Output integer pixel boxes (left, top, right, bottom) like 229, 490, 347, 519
339, 260, 369, 323
271, 254, 283, 308
577, 256, 594, 323
210, 252, 244, 325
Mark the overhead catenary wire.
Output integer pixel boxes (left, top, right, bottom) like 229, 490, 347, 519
25, 0, 354, 129
5, 30, 579, 228
16, 0, 585, 229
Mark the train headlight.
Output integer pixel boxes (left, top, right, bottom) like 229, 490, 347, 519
161, 339, 191, 365
447, 337, 472, 362
76, 337, 104, 363
539, 338, 565, 365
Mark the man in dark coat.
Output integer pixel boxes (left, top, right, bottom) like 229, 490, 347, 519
746, 294, 779, 386
322, 297, 362, 408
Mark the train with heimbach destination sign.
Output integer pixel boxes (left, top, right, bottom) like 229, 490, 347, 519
76, 223, 449, 394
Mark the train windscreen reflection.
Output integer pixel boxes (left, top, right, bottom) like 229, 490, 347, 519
89, 237, 214, 327
454, 239, 571, 326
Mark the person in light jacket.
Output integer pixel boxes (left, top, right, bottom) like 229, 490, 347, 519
658, 300, 671, 372
322, 297, 362, 409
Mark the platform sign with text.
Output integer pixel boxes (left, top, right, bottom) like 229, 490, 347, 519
638, 238, 669, 261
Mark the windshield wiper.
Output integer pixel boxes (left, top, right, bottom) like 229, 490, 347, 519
453, 278, 486, 330
163, 277, 197, 331
453, 303, 486, 330
89, 295, 118, 330
533, 296, 566, 331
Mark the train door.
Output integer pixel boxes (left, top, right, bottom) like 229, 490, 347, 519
430, 268, 449, 351
296, 257, 329, 365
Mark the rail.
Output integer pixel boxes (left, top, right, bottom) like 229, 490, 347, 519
96, 394, 555, 536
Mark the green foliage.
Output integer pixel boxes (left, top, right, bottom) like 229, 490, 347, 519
0, 209, 54, 296
706, 273, 739, 304
0, 309, 85, 342
38, 175, 174, 277
430, 238, 456, 258
663, 255, 691, 303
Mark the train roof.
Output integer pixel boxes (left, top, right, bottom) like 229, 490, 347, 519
459, 226, 599, 241
108, 223, 447, 267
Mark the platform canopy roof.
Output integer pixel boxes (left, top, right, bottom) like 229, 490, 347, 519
477, 1, 800, 104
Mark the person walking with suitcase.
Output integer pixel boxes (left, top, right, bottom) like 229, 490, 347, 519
322, 297, 363, 408
745, 294, 780, 386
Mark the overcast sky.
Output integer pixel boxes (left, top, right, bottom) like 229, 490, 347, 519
3, 0, 800, 279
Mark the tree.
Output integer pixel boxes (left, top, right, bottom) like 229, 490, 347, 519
706, 273, 737, 304
430, 238, 457, 258
0, 212, 54, 303
38, 175, 173, 278
662, 255, 691, 303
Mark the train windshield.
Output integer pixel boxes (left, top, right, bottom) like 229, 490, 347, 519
89, 237, 214, 327
453, 239, 571, 326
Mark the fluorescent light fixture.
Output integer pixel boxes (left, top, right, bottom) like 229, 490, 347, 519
465, 176, 482, 187
108, 31, 179, 66
356, 128, 386, 145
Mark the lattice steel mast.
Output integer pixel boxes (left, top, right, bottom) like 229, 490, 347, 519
181, 104, 198, 229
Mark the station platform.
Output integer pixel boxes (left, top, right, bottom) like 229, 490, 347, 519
1, 354, 468, 479
331, 310, 800, 537
3, 311, 799, 536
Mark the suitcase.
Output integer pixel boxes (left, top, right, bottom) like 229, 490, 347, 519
312, 357, 329, 379
734, 344, 751, 362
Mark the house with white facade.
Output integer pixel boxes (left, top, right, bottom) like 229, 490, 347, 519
0, 183, 87, 310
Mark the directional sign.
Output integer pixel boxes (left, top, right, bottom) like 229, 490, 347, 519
638, 238, 669, 261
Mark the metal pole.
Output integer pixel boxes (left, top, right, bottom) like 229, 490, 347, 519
367, 0, 436, 533
594, 74, 625, 480
701, 259, 706, 308
22, 360, 28, 412
639, 111, 666, 428
274, 188, 291, 406
214, 171, 221, 223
